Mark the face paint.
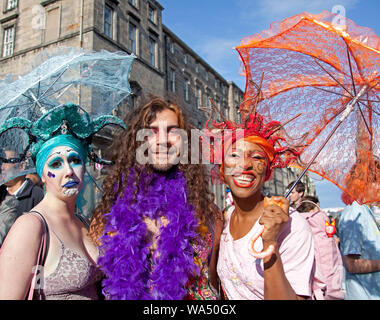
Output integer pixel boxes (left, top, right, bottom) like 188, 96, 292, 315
47, 171, 55, 178
249, 151, 267, 175
47, 155, 62, 167
223, 140, 268, 198
42, 146, 85, 199
67, 152, 83, 168
61, 186, 81, 197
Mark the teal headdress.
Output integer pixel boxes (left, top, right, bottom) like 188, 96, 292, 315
0, 47, 134, 185
0, 102, 126, 192
0, 47, 135, 217
0, 103, 127, 219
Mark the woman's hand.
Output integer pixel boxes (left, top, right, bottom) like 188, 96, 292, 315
260, 196, 289, 244
250, 196, 289, 259
260, 196, 305, 300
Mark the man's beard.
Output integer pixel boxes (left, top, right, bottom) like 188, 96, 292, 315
152, 162, 175, 172
149, 148, 181, 172
151, 155, 179, 172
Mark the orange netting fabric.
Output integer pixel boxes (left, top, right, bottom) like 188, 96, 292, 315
236, 11, 380, 204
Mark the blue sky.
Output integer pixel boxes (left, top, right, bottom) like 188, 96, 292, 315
159, 0, 380, 208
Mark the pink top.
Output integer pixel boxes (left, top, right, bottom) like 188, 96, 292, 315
299, 210, 344, 300
217, 205, 315, 300
35, 233, 103, 300
30, 212, 103, 300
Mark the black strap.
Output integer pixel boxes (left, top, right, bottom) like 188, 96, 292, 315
28, 211, 90, 266
25, 211, 49, 300
74, 213, 90, 230
28, 211, 50, 267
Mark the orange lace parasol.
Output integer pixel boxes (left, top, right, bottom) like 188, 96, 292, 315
235, 11, 380, 205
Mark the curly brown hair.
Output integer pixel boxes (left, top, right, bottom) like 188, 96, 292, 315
88, 97, 220, 243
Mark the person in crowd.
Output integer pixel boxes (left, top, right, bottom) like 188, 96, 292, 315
286, 180, 305, 210
89, 98, 221, 300
0, 184, 17, 247
210, 111, 315, 300
0, 103, 123, 299
2, 149, 44, 215
0, 149, 43, 247
26, 173, 44, 188
338, 195, 380, 300
297, 195, 344, 299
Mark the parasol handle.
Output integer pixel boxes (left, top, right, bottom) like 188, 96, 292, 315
250, 224, 275, 259
285, 84, 368, 198
339, 85, 368, 122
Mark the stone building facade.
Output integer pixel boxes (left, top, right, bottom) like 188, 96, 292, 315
0, 0, 242, 121
0, 0, 315, 210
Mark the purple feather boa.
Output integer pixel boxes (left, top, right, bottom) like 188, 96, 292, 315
98, 168, 200, 300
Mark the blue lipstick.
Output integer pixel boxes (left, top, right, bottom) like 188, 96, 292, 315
62, 180, 79, 188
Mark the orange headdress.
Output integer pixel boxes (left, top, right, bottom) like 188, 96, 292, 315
201, 104, 300, 182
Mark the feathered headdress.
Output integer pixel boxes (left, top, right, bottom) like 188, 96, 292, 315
200, 78, 300, 182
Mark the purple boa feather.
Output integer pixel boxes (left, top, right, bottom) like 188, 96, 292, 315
98, 168, 199, 299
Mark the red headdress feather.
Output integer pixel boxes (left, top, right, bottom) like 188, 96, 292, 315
200, 98, 300, 182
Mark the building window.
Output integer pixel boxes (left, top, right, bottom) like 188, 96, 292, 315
169, 68, 175, 92
2, 26, 15, 57
104, 5, 113, 38
128, 22, 137, 54
127, 82, 141, 112
129, 0, 137, 8
45, 7, 60, 43
128, 94, 136, 110
183, 53, 187, 65
205, 72, 208, 82
215, 97, 220, 110
6, 0, 17, 10
168, 39, 174, 54
196, 87, 201, 108
148, 5, 156, 23
195, 63, 199, 73
207, 95, 212, 108
148, 37, 157, 67
184, 79, 189, 102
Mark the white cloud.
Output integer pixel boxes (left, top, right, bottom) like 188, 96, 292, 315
185, 0, 361, 90
194, 37, 237, 72
199, 37, 249, 89
193, 37, 245, 87
238, 0, 360, 26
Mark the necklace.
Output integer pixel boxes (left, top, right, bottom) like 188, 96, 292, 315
98, 168, 199, 299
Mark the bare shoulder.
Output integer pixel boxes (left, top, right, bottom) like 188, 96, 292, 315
0, 213, 46, 298
2, 213, 45, 249
13, 213, 45, 233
